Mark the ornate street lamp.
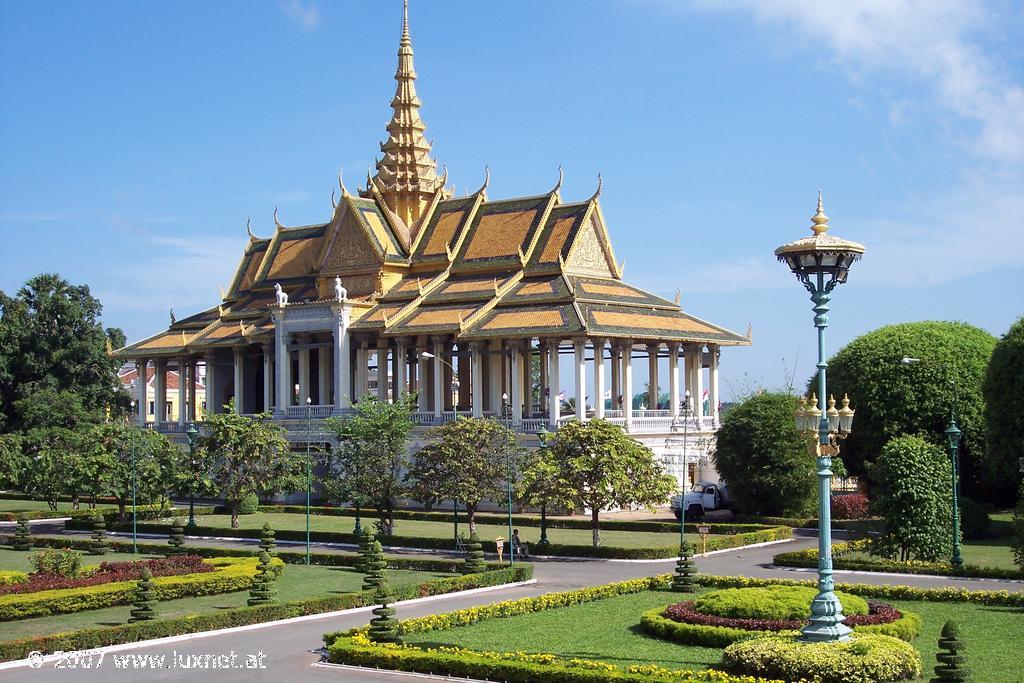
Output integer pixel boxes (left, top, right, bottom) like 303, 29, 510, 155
186, 423, 199, 529
305, 396, 312, 565
680, 389, 691, 546
129, 399, 139, 554
776, 192, 865, 643
537, 426, 550, 546
502, 392, 514, 566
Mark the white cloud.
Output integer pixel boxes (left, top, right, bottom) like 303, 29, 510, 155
643, 0, 1024, 163
278, 0, 321, 32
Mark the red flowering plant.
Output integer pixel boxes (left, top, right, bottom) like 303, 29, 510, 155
664, 599, 902, 631
832, 493, 869, 519
0, 555, 212, 595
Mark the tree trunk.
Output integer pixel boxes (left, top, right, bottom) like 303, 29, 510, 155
591, 508, 601, 547
377, 507, 394, 536
118, 500, 127, 522
72, 495, 80, 510
466, 503, 477, 536
231, 501, 240, 529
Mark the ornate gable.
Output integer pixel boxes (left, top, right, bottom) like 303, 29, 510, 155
564, 215, 615, 277
321, 209, 384, 273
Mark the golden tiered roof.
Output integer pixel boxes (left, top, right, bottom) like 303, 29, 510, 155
113, 2, 749, 360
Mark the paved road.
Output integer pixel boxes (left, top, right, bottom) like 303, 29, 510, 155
4, 532, 1021, 682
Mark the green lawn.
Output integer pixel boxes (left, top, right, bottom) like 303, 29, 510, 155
170, 512, 704, 548
1, 561, 454, 640
0, 547, 159, 572
0, 499, 97, 513
846, 537, 1018, 572
402, 587, 1024, 683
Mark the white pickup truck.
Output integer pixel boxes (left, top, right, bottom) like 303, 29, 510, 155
670, 481, 731, 520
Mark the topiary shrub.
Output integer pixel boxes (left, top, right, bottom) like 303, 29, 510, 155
128, 567, 156, 622
461, 532, 486, 574
354, 528, 374, 573
693, 585, 868, 621
959, 497, 991, 541
259, 523, 276, 556
368, 576, 398, 643
11, 513, 31, 551
362, 540, 386, 591
247, 551, 278, 606
931, 620, 969, 682
833, 493, 869, 520
671, 541, 697, 592
238, 493, 260, 515
166, 518, 186, 555
88, 515, 109, 556
722, 632, 921, 683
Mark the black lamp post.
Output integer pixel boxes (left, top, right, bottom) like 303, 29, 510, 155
946, 418, 965, 570
186, 423, 199, 529
537, 427, 550, 546
502, 392, 514, 566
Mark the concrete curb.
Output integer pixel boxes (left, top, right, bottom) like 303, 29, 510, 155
769, 564, 1024, 585
0, 579, 538, 671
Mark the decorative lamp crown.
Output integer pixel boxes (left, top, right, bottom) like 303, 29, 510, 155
794, 396, 808, 432
774, 192, 866, 290
945, 419, 962, 449
838, 394, 855, 434
826, 394, 840, 433
806, 393, 821, 431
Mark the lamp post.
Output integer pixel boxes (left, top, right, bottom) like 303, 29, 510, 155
776, 192, 864, 643
502, 392, 514, 567
680, 390, 691, 546
129, 400, 138, 554
537, 427, 550, 546
186, 423, 199, 529
901, 357, 964, 569
305, 396, 312, 565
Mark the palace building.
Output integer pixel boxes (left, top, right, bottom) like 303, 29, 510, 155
114, 1, 750, 486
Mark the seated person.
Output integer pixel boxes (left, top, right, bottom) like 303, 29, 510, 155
510, 529, 529, 558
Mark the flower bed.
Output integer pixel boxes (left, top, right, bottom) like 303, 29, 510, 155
773, 538, 1024, 580
0, 555, 212, 595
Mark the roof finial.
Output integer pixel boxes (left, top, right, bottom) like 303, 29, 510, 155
274, 206, 284, 229
811, 190, 829, 235
246, 217, 256, 240
552, 164, 563, 193
402, 0, 410, 42
338, 168, 349, 197
331, 189, 336, 209
440, 163, 448, 186
475, 165, 490, 195
590, 172, 603, 200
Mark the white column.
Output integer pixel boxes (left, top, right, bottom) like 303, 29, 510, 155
683, 345, 693, 403
177, 357, 187, 426
622, 342, 633, 430
418, 343, 430, 411
355, 341, 367, 402
668, 343, 680, 419
610, 345, 620, 410
154, 360, 167, 424
709, 345, 719, 423
332, 305, 351, 411
432, 338, 444, 418
232, 348, 245, 414
188, 360, 197, 420
694, 345, 705, 417
395, 340, 408, 400
377, 342, 389, 401
593, 338, 606, 419
262, 345, 273, 413
204, 354, 218, 415
297, 344, 310, 406
471, 343, 484, 417
521, 344, 531, 417
274, 314, 289, 415
647, 343, 659, 412
574, 339, 586, 421
317, 346, 330, 405
488, 341, 503, 413
547, 340, 561, 427
510, 342, 522, 423
135, 359, 148, 426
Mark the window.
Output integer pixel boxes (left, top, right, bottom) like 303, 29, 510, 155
166, 401, 173, 420
148, 401, 155, 416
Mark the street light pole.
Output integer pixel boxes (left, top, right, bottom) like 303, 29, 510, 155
537, 427, 550, 546
502, 392, 514, 567
129, 401, 138, 555
776, 192, 864, 644
305, 396, 312, 566
680, 390, 691, 547
186, 423, 199, 529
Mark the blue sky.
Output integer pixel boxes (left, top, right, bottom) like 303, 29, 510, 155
2, 0, 1021, 397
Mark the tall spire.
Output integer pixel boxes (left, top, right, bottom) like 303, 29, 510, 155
369, 0, 446, 229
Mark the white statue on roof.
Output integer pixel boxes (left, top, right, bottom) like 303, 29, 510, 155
334, 277, 347, 302
274, 283, 288, 306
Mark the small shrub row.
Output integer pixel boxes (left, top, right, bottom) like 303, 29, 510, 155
721, 633, 921, 683
733, 514, 880, 532
0, 506, 218, 523
773, 538, 1024, 579
83, 520, 790, 559
0, 565, 530, 662
327, 631, 787, 683
0, 572, 27, 586
0, 555, 212, 595
0, 557, 280, 621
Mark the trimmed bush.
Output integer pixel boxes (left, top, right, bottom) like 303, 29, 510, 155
931, 620, 970, 682
958, 497, 991, 541
722, 633, 921, 683
368, 577, 398, 643
362, 540, 386, 591
354, 528, 374, 573
693, 585, 868, 620
238, 493, 260, 515
671, 541, 697, 593
166, 518, 186, 555
247, 551, 277, 606
29, 548, 81, 578
11, 514, 30, 551
259, 523, 276, 556
833, 493, 869, 520
462, 532, 486, 574
0, 571, 27, 586
88, 515, 109, 556
128, 567, 156, 622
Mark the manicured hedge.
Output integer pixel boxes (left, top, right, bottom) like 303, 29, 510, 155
721, 633, 921, 683
773, 538, 1024, 580
77, 519, 791, 559
0, 565, 531, 662
0, 557, 281, 621
0, 506, 218, 523
733, 514, 880, 532
0, 571, 27, 586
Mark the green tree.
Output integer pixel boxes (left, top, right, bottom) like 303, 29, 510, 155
982, 316, 1024, 503
0, 434, 26, 489
1013, 481, 1024, 571
821, 321, 996, 496
406, 417, 523, 536
90, 422, 168, 520
541, 419, 676, 547
871, 434, 953, 562
712, 392, 816, 517
0, 274, 126, 434
199, 402, 302, 528
323, 394, 416, 536
516, 436, 560, 514
20, 427, 92, 510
